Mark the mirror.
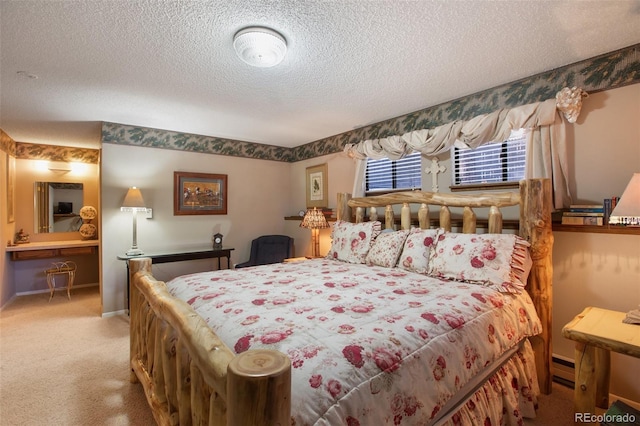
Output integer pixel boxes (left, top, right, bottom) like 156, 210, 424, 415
34, 182, 84, 233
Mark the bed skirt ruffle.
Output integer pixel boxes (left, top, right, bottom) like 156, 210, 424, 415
441, 339, 540, 426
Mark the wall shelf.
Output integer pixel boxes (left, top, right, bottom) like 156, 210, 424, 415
552, 223, 640, 235
53, 213, 79, 222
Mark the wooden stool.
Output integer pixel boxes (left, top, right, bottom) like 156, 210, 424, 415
45, 261, 77, 301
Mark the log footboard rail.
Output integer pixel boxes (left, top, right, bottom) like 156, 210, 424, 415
128, 258, 291, 425
336, 178, 554, 394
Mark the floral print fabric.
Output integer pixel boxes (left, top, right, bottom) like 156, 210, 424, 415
441, 340, 539, 426
166, 258, 541, 425
365, 229, 410, 268
327, 220, 381, 263
397, 228, 443, 274
428, 233, 532, 294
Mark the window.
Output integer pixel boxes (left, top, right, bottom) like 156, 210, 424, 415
365, 151, 422, 194
452, 129, 527, 188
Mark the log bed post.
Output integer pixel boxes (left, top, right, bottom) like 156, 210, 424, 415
129, 257, 149, 384
227, 350, 291, 426
337, 193, 352, 222
520, 178, 554, 395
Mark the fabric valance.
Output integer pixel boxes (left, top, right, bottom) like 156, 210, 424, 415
344, 87, 586, 160
344, 87, 588, 210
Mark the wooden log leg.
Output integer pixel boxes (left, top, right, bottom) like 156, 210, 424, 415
152, 320, 168, 407
176, 342, 192, 426
190, 366, 210, 425
574, 342, 596, 418
227, 350, 291, 426
595, 348, 610, 409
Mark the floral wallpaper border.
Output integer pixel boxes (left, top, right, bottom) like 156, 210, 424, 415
15, 142, 100, 164
1, 130, 100, 163
99, 43, 636, 163
101, 123, 295, 162
0, 129, 16, 156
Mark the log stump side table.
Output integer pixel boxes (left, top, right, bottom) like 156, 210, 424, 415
561, 307, 640, 420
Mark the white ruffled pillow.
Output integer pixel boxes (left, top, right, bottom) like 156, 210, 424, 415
365, 229, 410, 268
397, 228, 444, 274
427, 232, 532, 293
327, 220, 382, 264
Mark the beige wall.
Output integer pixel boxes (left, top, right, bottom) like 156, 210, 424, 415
100, 144, 292, 314
552, 85, 640, 401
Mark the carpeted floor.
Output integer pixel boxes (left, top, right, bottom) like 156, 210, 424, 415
0, 287, 155, 425
524, 381, 576, 425
0, 286, 579, 425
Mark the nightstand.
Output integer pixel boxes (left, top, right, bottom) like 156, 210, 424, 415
561, 307, 640, 418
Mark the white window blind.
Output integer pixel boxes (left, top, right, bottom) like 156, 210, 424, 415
365, 152, 422, 194
452, 130, 527, 186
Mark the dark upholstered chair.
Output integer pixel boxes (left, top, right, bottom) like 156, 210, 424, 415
235, 235, 294, 268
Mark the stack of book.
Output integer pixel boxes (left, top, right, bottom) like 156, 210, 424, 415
603, 196, 619, 224
561, 204, 604, 226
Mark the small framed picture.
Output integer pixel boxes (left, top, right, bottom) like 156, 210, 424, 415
305, 163, 328, 208
174, 171, 227, 215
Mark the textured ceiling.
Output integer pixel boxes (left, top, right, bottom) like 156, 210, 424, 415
1, 0, 640, 149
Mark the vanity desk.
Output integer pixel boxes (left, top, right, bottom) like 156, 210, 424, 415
7, 240, 98, 260
7, 240, 100, 297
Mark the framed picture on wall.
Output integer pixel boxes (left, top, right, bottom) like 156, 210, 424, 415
6, 155, 15, 223
174, 171, 228, 215
306, 163, 328, 208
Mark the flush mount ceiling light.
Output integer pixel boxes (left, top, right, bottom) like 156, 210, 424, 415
233, 26, 287, 68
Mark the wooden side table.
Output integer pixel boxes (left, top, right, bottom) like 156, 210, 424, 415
561, 307, 640, 418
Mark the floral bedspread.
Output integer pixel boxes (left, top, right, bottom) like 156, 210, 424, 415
165, 258, 542, 425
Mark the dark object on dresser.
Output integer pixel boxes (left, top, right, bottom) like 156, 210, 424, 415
235, 235, 294, 268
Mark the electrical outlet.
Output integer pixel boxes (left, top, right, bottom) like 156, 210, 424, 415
145, 208, 153, 219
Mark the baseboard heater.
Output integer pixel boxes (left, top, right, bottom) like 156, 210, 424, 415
552, 355, 575, 388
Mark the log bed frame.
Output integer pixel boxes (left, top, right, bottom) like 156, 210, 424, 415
128, 178, 553, 425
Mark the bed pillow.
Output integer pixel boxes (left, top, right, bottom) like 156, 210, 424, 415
327, 220, 382, 264
427, 232, 532, 293
365, 229, 410, 268
397, 228, 443, 274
